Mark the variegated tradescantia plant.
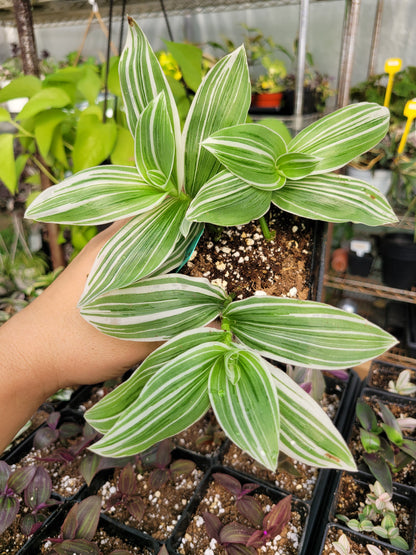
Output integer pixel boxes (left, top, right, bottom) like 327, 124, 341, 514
25, 18, 398, 471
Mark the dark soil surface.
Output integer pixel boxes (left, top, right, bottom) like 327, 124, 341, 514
182, 209, 315, 301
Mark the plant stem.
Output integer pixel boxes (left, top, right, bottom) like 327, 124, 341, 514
32, 157, 59, 184
258, 216, 275, 241
221, 317, 233, 346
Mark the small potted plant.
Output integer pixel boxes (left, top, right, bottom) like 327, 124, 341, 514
208, 25, 289, 109
251, 55, 287, 108
25, 17, 398, 478
279, 45, 335, 115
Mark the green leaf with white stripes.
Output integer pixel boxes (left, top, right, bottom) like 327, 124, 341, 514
209, 348, 280, 471
183, 46, 251, 197
275, 152, 320, 179
187, 170, 272, 226
272, 172, 398, 226
202, 123, 287, 190
25, 165, 167, 225
134, 93, 175, 189
224, 296, 397, 369
288, 102, 390, 173
89, 343, 228, 457
79, 197, 189, 304
85, 328, 227, 433
119, 17, 182, 187
270, 363, 356, 470
148, 222, 204, 275
80, 274, 229, 340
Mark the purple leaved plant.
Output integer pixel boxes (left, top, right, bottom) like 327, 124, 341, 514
37, 421, 99, 465
146, 439, 196, 490
245, 494, 292, 549
47, 495, 102, 554
47, 494, 139, 554
79, 451, 135, 487
208, 473, 293, 551
212, 472, 260, 519
195, 421, 225, 449
0, 461, 60, 536
203, 512, 256, 555
105, 463, 145, 522
33, 411, 82, 450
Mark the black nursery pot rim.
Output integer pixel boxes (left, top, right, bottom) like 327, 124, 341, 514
320, 522, 410, 555
17, 501, 161, 555
167, 464, 311, 555
366, 360, 416, 399
329, 470, 416, 554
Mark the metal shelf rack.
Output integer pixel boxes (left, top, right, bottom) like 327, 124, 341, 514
324, 274, 416, 305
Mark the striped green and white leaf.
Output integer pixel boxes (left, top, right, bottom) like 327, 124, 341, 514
270, 363, 356, 470
202, 123, 287, 190
89, 343, 228, 457
149, 222, 204, 275
25, 166, 167, 225
209, 348, 280, 471
224, 297, 397, 369
80, 274, 229, 340
86, 328, 227, 433
119, 17, 183, 186
183, 46, 251, 197
79, 197, 189, 305
275, 152, 320, 180
134, 93, 175, 189
272, 173, 398, 226
187, 170, 272, 226
288, 102, 390, 174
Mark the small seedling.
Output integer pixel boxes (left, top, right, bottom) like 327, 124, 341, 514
195, 420, 226, 449
212, 472, 260, 519
0, 461, 60, 536
332, 533, 384, 555
337, 480, 409, 550
33, 411, 82, 450
356, 399, 416, 493
388, 369, 416, 396
203, 512, 255, 555
105, 463, 145, 523
212, 472, 292, 548
245, 494, 292, 549
46, 495, 132, 554
37, 421, 99, 465
145, 439, 196, 490
47, 495, 102, 554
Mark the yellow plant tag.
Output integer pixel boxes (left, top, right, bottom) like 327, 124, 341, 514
383, 57, 402, 107
398, 98, 416, 154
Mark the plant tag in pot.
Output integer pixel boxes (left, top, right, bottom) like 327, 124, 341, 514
350, 239, 372, 257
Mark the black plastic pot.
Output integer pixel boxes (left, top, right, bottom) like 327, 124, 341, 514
406, 304, 416, 358
18, 501, 162, 554
328, 470, 416, 555
347, 251, 373, 277
378, 232, 416, 289
279, 86, 324, 116
365, 359, 416, 399
318, 522, 410, 555
166, 465, 311, 555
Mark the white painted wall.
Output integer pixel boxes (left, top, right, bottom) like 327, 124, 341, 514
0, 0, 415, 90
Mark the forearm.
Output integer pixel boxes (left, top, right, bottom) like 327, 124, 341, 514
0, 321, 59, 454
0, 221, 161, 454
